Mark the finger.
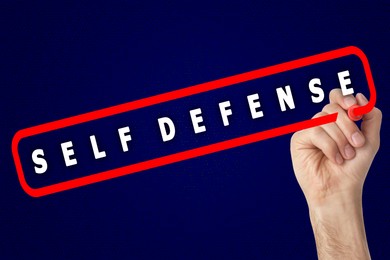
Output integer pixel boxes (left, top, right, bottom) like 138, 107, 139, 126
322, 103, 365, 148
329, 88, 357, 110
291, 112, 345, 164
310, 127, 344, 165
356, 93, 382, 152
291, 111, 328, 150
320, 122, 355, 160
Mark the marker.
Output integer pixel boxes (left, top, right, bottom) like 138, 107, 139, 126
348, 104, 363, 121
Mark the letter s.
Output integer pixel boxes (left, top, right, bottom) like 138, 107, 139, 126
32, 149, 48, 174
309, 78, 324, 103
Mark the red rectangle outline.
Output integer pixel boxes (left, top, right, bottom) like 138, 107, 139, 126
12, 46, 377, 197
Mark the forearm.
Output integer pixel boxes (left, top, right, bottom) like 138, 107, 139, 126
308, 196, 370, 260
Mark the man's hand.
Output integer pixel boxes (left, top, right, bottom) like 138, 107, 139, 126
290, 89, 382, 259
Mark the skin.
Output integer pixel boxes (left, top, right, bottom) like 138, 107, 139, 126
290, 89, 382, 260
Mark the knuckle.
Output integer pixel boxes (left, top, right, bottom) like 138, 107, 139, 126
368, 140, 380, 155
291, 132, 298, 142
290, 133, 298, 148
311, 127, 323, 136
291, 130, 303, 143
332, 130, 347, 146
339, 121, 359, 137
323, 140, 336, 153
373, 107, 382, 119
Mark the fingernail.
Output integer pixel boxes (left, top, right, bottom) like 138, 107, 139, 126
344, 144, 355, 159
336, 153, 343, 164
352, 132, 365, 147
344, 96, 356, 107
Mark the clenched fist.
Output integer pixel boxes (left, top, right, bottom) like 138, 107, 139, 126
290, 89, 382, 260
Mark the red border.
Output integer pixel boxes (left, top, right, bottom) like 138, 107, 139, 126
12, 46, 377, 197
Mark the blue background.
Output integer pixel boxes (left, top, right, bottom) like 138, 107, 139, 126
18, 55, 367, 189
1, 1, 389, 259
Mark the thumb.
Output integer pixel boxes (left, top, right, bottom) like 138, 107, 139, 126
356, 93, 382, 151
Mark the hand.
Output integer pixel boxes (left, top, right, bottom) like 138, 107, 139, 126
290, 89, 382, 259
291, 89, 381, 207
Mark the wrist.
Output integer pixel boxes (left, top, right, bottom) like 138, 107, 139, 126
309, 196, 363, 237
308, 196, 370, 260
306, 184, 363, 210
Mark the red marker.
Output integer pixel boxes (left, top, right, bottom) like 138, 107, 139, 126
348, 104, 363, 121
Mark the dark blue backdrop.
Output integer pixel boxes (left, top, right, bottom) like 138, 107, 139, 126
1, 1, 389, 259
